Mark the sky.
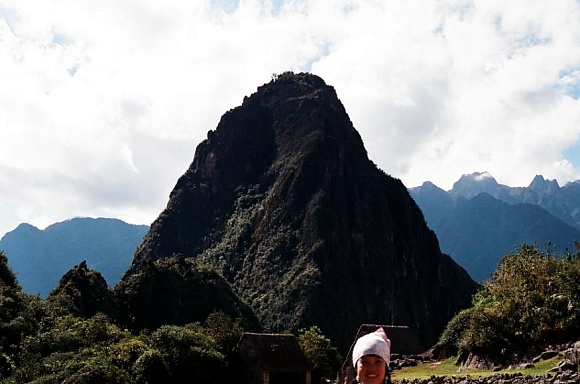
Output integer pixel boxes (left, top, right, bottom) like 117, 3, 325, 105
1, 0, 580, 238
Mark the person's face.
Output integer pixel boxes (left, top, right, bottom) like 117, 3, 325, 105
356, 355, 386, 384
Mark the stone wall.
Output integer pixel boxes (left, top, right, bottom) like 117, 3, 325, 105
390, 341, 580, 384
394, 371, 579, 384
564, 341, 580, 365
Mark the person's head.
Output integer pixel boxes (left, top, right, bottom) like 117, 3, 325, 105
352, 328, 391, 384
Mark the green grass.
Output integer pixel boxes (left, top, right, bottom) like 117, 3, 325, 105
391, 356, 564, 382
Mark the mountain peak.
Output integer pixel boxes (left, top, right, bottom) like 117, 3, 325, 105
128, 73, 478, 351
419, 180, 445, 191
529, 174, 560, 193
257, 72, 334, 106
450, 171, 499, 198
47, 261, 115, 318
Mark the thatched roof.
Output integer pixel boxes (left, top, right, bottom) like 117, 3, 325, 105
351, 324, 425, 356
236, 333, 311, 373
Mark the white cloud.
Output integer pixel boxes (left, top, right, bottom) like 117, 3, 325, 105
313, 0, 580, 189
0, 0, 579, 238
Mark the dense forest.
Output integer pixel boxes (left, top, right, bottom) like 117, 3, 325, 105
0, 251, 341, 383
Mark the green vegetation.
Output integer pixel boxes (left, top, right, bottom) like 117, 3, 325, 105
439, 243, 580, 360
112, 255, 260, 333
0, 304, 237, 383
0, 251, 343, 383
5, 314, 231, 383
0, 252, 244, 383
298, 326, 343, 381
3, 242, 580, 382
393, 357, 474, 381
0, 251, 18, 289
392, 355, 563, 381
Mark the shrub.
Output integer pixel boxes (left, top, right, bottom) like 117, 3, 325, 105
151, 324, 225, 383
132, 348, 170, 383
440, 244, 580, 359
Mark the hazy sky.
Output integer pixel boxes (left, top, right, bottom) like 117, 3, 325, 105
1, 0, 580, 238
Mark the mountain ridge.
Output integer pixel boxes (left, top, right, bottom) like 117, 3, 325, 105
0, 217, 148, 296
410, 172, 580, 282
447, 172, 580, 227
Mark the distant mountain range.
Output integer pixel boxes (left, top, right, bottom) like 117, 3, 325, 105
409, 172, 580, 282
0, 218, 148, 297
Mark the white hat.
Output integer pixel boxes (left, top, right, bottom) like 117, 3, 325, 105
352, 327, 391, 367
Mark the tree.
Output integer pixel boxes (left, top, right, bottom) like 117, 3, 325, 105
151, 323, 225, 383
0, 251, 18, 289
298, 326, 342, 381
204, 311, 244, 354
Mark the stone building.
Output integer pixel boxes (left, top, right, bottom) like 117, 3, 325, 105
233, 333, 312, 384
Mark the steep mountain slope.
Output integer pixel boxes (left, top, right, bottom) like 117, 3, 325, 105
440, 193, 580, 281
0, 218, 148, 297
410, 174, 580, 282
407, 181, 454, 229
126, 72, 478, 351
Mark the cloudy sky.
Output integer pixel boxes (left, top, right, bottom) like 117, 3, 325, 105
1, 0, 580, 238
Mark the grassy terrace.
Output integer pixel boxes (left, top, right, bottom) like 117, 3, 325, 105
391, 356, 563, 382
